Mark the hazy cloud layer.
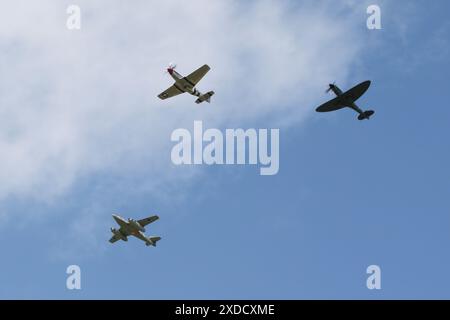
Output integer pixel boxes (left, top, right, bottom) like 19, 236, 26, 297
0, 0, 365, 206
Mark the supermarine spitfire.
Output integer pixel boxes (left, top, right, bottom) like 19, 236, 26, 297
158, 63, 215, 104
316, 81, 374, 120
109, 214, 161, 247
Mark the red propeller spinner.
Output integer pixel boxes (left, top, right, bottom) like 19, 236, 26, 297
167, 62, 177, 75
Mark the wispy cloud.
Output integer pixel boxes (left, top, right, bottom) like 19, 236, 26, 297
0, 0, 371, 251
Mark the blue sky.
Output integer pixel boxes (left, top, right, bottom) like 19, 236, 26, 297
0, 0, 449, 299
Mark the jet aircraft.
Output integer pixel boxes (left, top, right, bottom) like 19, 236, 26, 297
109, 214, 161, 247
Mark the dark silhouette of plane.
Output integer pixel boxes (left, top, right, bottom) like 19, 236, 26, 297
316, 81, 374, 120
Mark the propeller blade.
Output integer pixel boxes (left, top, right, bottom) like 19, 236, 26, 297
166, 62, 177, 75
325, 82, 336, 94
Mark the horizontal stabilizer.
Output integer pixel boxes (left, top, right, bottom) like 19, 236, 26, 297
358, 110, 375, 120
195, 91, 215, 104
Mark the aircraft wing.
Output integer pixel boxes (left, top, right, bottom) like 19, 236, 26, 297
184, 64, 210, 86
138, 215, 159, 227
158, 85, 184, 100
315, 96, 347, 112
342, 80, 371, 102
109, 234, 121, 243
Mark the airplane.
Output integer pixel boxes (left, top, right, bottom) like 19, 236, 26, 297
316, 81, 375, 120
157, 63, 215, 104
109, 214, 161, 247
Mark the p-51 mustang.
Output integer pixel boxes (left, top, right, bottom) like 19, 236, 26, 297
316, 81, 374, 120
109, 214, 161, 247
157, 63, 215, 104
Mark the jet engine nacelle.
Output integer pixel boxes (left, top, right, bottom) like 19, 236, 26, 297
128, 219, 145, 232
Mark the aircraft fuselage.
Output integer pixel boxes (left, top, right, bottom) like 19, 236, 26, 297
168, 69, 202, 97
330, 84, 343, 96
330, 84, 363, 114
112, 215, 147, 239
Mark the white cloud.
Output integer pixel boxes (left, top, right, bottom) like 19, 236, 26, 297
0, 1, 365, 209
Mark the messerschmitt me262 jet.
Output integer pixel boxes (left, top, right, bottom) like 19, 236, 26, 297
109, 214, 161, 247
316, 80, 374, 120
158, 63, 215, 104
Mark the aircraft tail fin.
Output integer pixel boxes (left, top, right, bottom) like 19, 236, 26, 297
358, 110, 375, 120
195, 91, 215, 104
146, 236, 162, 247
